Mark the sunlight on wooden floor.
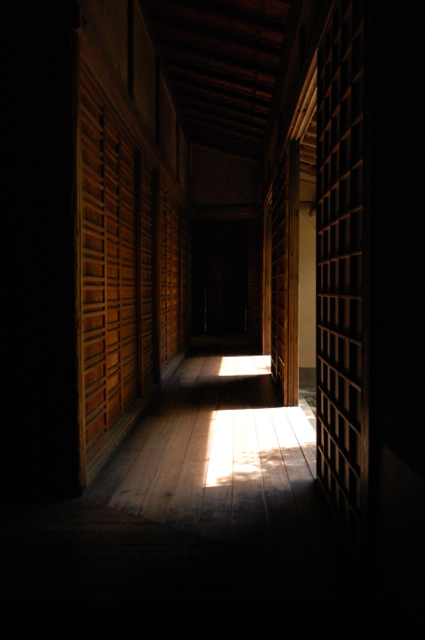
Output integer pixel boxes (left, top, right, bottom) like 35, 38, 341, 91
205, 405, 316, 487
218, 355, 271, 376
94, 354, 316, 544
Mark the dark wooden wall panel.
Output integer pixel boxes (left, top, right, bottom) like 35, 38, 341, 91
78, 47, 189, 483
180, 212, 190, 351
316, 0, 366, 543
80, 62, 109, 463
159, 189, 188, 374
81, 78, 139, 463
140, 164, 155, 395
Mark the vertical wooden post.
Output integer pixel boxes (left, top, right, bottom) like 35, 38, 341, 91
287, 140, 300, 405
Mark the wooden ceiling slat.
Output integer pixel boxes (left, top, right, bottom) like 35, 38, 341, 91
171, 77, 272, 111
180, 105, 266, 137
161, 45, 277, 87
170, 75, 273, 105
166, 62, 274, 99
177, 95, 269, 128
153, 23, 281, 70
147, 0, 290, 30
144, 0, 293, 158
148, 10, 285, 54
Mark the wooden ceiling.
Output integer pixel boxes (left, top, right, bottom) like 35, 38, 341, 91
145, 0, 292, 159
300, 113, 317, 177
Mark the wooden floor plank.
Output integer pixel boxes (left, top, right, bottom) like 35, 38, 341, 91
197, 407, 234, 543
285, 406, 316, 478
197, 356, 235, 542
3, 350, 363, 613
166, 356, 221, 532
135, 356, 207, 520
107, 358, 204, 515
140, 357, 209, 522
271, 406, 346, 577
253, 407, 311, 571
92, 351, 325, 567
230, 405, 269, 547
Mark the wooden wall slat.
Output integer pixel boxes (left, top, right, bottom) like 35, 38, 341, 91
140, 163, 155, 394
78, 39, 189, 486
158, 189, 188, 375
80, 62, 108, 463
80, 59, 140, 471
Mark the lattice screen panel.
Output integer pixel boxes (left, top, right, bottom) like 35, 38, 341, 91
159, 191, 181, 372
80, 61, 138, 466
316, 0, 364, 542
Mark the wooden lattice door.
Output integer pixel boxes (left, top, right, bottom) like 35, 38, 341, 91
270, 143, 299, 406
316, 0, 367, 543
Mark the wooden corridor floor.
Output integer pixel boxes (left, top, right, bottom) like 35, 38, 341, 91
88, 353, 321, 558
1, 350, 366, 628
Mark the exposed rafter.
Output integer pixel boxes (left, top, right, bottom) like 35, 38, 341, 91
145, 0, 293, 159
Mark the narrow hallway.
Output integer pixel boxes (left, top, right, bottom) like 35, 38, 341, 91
2, 349, 358, 620
88, 350, 320, 559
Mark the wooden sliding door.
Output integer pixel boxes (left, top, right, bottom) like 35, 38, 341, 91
316, 0, 367, 543
270, 143, 299, 405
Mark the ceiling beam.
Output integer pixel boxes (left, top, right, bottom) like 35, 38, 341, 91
161, 46, 277, 88
146, 0, 291, 31
181, 105, 266, 138
177, 94, 269, 127
187, 115, 264, 144
171, 76, 273, 107
153, 23, 281, 69
149, 12, 285, 56
168, 68, 274, 103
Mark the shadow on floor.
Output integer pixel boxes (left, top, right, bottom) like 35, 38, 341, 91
1, 494, 370, 630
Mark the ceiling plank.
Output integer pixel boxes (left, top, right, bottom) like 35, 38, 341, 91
144, 0, 294, 158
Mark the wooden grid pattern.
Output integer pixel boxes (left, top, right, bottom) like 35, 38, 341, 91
159, 191, 181, 371
140, 163, 155, 394
80, 62, 138, 466
179, 211, 190, 352
145, 0, 291, 159
316, 0, 364, 542
270, 159, 288, 399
